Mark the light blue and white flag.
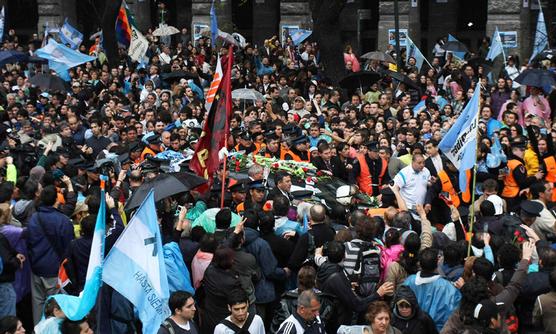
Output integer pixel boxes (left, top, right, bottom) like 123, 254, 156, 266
413, 99, 427, 116
406, 35, 431, 71
59, 19, 83, 49
0, 7, 5, 42
36, 39, 96, 81
290, 29, 312, 46
439, 84, 481, 191
102, 190, 170, 334
49, 177, 107, 320
486, 27, 505, 62
448, 34, 466, 60
530, 1, 549, 62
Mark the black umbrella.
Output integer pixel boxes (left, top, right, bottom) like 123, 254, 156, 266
28, 55, 48, 64
161, 70, 197, 83
125, 172, 207, 210
339, 71, 381, 90
534, 49, 556, 61
514, 68, 556, 88
443, 40, 469, 54
377, 68, 420, 90
0, 50, 28, 67
29, 73, 68, 92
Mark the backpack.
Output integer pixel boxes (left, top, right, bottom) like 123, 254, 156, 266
220, 312, 255, 334
161, 320, 176, 334
353, 241, 382, 297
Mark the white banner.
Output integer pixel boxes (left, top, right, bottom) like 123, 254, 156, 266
129, 26, 148, 62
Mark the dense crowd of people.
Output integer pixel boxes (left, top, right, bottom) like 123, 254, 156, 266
0, 21, 554, 334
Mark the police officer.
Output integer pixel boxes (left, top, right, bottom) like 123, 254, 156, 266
350, 142, 389, 196
501, 138, 544, 211
283, 135, 311, 162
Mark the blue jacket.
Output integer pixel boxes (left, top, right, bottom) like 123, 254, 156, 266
403, 272, 461, 331
243, 227, 287, 304
26, 206, 74, 277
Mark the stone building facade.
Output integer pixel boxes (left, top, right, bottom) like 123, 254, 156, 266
5, 0, 555, 62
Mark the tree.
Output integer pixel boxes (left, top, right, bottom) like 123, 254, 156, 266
309, 0, 347, 84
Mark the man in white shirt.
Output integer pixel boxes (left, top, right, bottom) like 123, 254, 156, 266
393, 154, 433, 211
159, 45, 172, 66
214, 289, 265, 334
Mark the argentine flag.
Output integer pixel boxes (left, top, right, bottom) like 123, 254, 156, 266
486, 27, 505, 62
36, 39, 95, 81
438, 83, 481, 191
530, 2, 549, 62
102, 190, 170, 334
59, 19, 83, 49
50, 176, 107, 320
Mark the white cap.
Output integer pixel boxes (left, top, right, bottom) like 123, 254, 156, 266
486, 194, 504, 215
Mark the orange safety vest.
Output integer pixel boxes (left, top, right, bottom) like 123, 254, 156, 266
282, 149, 311, 162
356, 154, 387, 195
140, 147, 157, 161
438, 170, 461, 208
236, 202, 245, 214
544, 156, 556, 183
501, 159, 522, 198
253, 142, 266, 155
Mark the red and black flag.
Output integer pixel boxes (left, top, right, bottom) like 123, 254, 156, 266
190, 47, 234, 184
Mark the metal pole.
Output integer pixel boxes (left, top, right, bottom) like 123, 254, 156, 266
394, 0, 402, 69
467, 166, 478, 257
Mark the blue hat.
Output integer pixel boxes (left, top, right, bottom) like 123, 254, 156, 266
292, 135, 308, 146
249, 180, 266, 190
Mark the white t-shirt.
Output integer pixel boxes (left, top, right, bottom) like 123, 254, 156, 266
213, 314, 266, 334
393, 164, 431, 209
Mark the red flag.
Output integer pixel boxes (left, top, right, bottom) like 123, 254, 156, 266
190, 47, 234, 184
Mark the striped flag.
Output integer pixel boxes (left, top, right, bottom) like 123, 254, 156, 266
115, 0, 133, 48
205, 56, 223, 111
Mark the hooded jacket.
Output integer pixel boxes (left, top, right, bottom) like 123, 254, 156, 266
243, 227, 287, 304
391, 285, 438, 334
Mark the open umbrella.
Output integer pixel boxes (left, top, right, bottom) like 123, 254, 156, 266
339, 71, 381, 90
514, 68, 556, 88
377, 68, 420, 89
27, 55, 48, 64
443, 40, 469, 54
360, 51, 396, 64
192, 208, 242, 233
0, 50, 28, 67
533, 49, 556, 61
232, 88, 264, 101
161, 70, 197, 83
29, 73, 68, 92
125, 172, 207, 210
153, 24, 180, 37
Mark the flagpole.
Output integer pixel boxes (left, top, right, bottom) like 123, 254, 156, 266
220, 133, 228, 208
467, 164, 478, 257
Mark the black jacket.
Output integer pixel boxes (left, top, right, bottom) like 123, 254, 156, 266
0, 233, 20, 283
288, 224, 335, 270
391, 285, 438, 334
311, 156, 347, 181
320, 264, 380, 332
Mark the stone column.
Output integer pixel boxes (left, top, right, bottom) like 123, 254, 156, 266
279, 0, 312, 44
175, 0, 192, 31
191, 0, 232, 42
127, 0, 152, 32
37, 0, 76, 34
408, 0, 420, 47
253, 0, 280, 47
487, 0, 524, 60
377, 0, 410, 52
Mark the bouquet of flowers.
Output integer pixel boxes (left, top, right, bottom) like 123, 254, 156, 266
227, 152, 331, 181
